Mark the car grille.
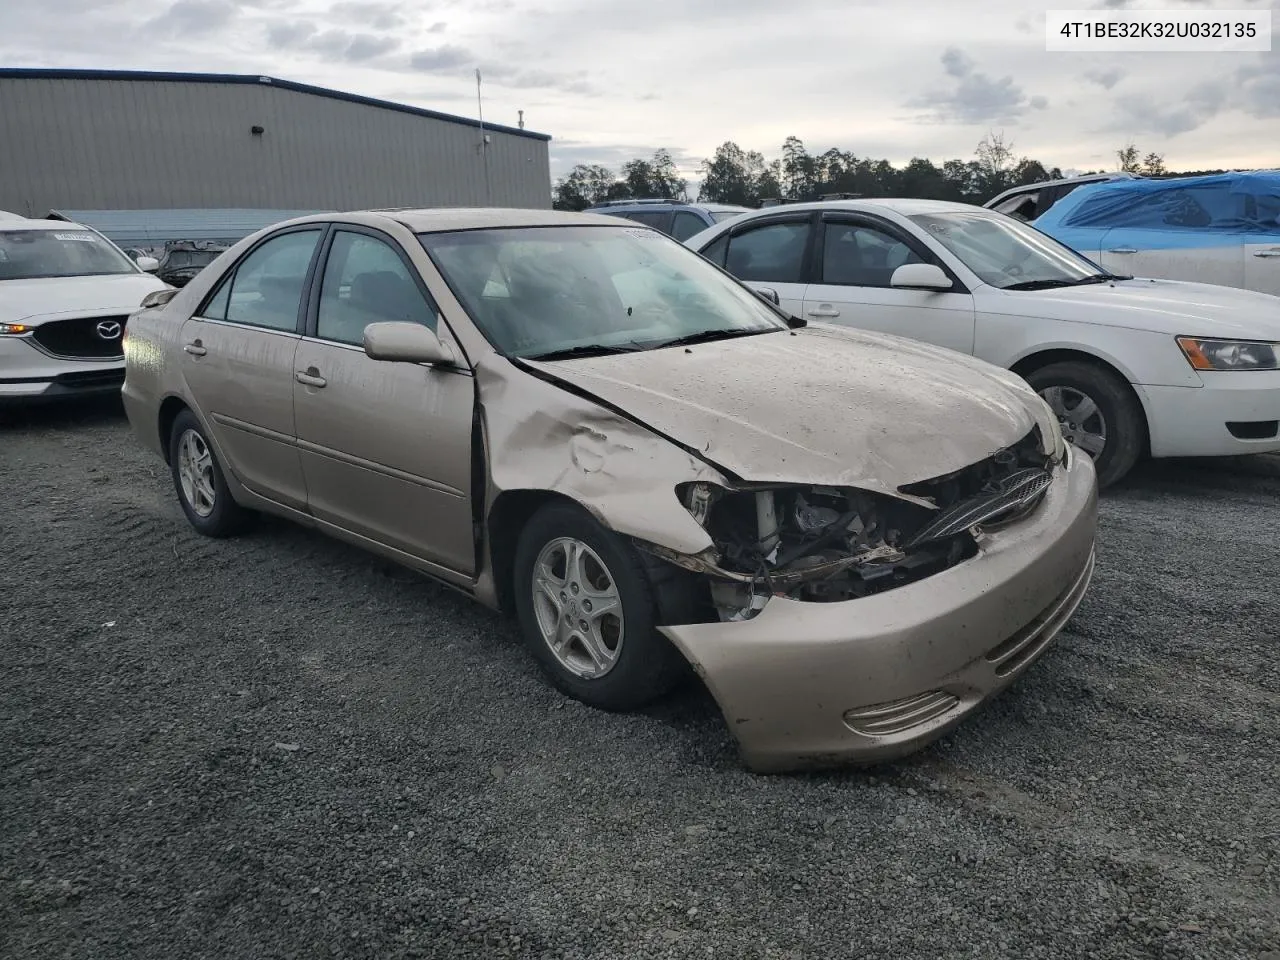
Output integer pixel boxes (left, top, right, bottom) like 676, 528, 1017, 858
31, 315, 129, 360
53, 368, 125, 388
905, 467, 1054, 548
843, 690, 961, 737
985, 550, 1095, 678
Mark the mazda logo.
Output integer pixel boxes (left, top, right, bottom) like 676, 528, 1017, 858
96, 321, 122, 340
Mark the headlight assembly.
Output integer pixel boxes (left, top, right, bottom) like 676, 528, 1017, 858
1176, 336, 1278, 372
0, 322, 31, 335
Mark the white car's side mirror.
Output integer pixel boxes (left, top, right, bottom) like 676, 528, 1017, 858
890, 263, 952, 291
136, 256, 160, 273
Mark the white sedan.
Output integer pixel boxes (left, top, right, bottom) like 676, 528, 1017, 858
685, 198, 1280, 486
0, 217, 167, 404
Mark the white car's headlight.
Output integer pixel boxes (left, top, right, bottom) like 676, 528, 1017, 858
0, 322, 32, 335
1176, 336, 1278, 372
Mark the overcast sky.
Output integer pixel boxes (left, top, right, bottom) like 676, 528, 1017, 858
3, 0, 1277, 186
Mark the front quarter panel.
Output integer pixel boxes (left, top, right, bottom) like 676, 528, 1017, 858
972, 298, 1203, 389
475, 354, 725, 556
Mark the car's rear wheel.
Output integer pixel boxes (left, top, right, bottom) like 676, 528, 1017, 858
1025, 360, 1144, 488
513, 502, 685, 711
168, 409, 251, 537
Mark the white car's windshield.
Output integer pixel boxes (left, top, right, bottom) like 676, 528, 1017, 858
908, 211, 1121, 290
419, 225, 788, 360
0, 228, 137, 281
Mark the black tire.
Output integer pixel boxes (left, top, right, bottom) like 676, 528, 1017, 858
167, 408, 252, 537
1025, 360, 1145, 488
512, 501, 686, 711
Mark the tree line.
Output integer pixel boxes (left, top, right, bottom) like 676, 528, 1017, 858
552, 134, 1234, 211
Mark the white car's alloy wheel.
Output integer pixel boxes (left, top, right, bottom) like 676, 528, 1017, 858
1040, 385, 1107, 459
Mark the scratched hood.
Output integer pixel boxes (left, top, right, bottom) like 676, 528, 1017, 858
521, 323, 1056, 492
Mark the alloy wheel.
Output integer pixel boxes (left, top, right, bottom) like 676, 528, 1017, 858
176, 428, 216, 518
531, 537, 625, 680
1040, 385, 1107, 459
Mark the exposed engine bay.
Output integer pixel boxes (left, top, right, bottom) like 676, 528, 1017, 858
643, 428, 1059, 621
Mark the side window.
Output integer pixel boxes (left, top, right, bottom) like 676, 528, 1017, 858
994, 192, 1038, 221
221, 229, 322, 332
723, 222, 809, 283
626, 210, 674, 234
670, 211, 709, 242
317, 230, 438, 346
200, 276, 231, 320
700, 234, 729, 268
821, 223, 924, 287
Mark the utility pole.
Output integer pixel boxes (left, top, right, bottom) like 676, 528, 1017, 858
476, 68, 492, 205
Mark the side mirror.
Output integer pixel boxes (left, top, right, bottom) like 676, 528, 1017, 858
136, 256, 160, 273
140, 288, 179, 309
753, 286, 781, 306
363, 321, 456, 366
890, 263, 952, 291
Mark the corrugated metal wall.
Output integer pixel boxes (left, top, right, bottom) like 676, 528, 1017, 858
0, 76, 552, 215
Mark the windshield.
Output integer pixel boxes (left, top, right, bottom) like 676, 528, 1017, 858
710, 210, 748, 223
907, 211, 1112, 290
419, 225, 787, 359
0, 228, 137, 281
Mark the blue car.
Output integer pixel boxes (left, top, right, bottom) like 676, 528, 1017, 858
584, 199, 751, 242
1031, 171, 1280, 297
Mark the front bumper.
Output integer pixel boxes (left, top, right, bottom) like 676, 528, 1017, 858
0, 336, 125, 404
660, 449, 1099, 773
1138, 372, 1280, 458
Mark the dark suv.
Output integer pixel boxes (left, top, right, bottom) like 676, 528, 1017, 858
583, 199, 751, 241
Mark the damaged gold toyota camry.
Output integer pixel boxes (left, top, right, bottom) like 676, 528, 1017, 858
121, 208, 1098, 773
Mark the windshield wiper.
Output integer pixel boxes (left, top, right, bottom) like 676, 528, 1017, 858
646, 327, 778, 350
1003, 273, 1126, 291
522, 343, 645, 361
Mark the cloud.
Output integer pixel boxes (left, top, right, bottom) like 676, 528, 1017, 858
1085, 67, 1125, 90
328, 1, 404, 29
147, 0, 236, 35
909, 47, 1045, 125
1110, 80, 1229, 136
311, 29, 400, 61
409, 44, 473, 72
428, 21, 446, 32
265, 22, 399, 62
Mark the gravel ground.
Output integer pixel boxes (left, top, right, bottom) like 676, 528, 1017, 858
2, 400, 1279, 960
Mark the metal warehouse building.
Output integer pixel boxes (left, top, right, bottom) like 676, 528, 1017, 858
0, 68, 553, 217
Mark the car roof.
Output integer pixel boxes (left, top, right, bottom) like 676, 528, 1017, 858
985, 173, 1139, 206
0, 216, 94, 232
585, 200, 750, 213
278, 207, 625, 233
721, 197, 989, 217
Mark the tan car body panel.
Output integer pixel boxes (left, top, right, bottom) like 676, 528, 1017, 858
522, 323, 1062, 500
121, 207, 1098, 773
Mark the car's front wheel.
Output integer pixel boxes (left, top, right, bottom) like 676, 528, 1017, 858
512, 502, 685, 711
1026, 360, 1145, 488
168, 409, 252, 537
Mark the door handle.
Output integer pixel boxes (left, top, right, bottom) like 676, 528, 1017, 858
1253, 249, 1280, 258
806, 306, 840, 318
295, 369, 327, 388
183, 341, 207, 356
1107, 247, 1137, 254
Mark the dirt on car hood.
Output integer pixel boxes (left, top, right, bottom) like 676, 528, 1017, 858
521, 322, 1056, 494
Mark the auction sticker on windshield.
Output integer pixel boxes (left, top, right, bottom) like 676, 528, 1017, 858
53, 233, 98, 242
